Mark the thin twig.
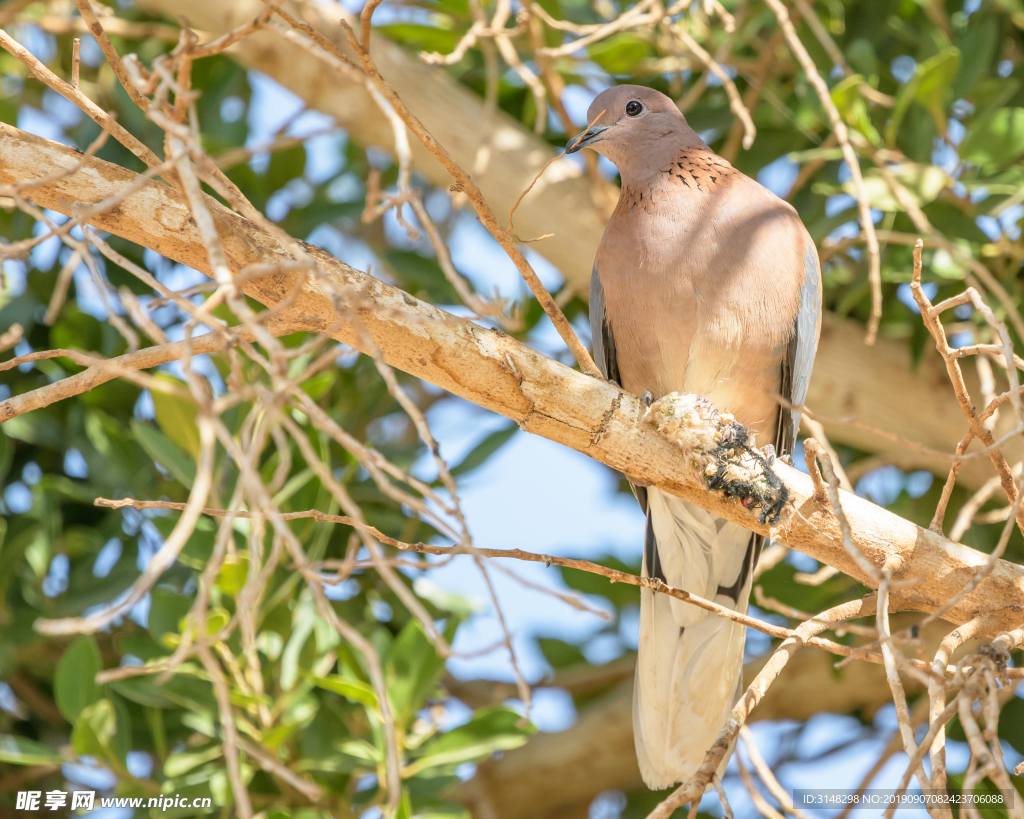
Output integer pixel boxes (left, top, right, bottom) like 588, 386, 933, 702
760, 0, 882, 343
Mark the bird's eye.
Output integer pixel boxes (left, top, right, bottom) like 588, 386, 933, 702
625, 100, 643, 117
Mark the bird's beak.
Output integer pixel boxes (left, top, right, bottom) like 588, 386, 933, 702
565, 125, 610, 154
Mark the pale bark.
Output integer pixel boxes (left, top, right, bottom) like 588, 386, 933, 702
2, 123, 1022, 636
130, 0, 1011, 488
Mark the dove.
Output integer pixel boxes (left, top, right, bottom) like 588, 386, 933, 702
567, 84, 821, 788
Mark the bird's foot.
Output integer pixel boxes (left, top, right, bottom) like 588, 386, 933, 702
645, 391, 791, 525
641, 390, 654, 408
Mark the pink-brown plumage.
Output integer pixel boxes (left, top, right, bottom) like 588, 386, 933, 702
570, 84, 821, 788
591, 87, 813, 443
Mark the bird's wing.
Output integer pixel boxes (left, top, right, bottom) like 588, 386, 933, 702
589, 263, 620, 386
591, 263, 650, 516
776, 238, 822, 456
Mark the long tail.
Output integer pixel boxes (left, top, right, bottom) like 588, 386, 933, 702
633, 487, 759, 789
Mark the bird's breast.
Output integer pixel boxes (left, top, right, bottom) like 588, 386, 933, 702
597, 188, 802, 439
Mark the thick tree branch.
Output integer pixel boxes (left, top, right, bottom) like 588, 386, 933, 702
2, 123, 1023, 636
122, 0, 1016, 489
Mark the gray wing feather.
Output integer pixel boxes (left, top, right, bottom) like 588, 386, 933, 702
777, 241, 822, 455
590, 265, 620, 386
592, 265, 645, 516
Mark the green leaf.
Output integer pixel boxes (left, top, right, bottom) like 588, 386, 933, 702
337, 739, 382, 763
887, 47, 959, 143
131, 420, 196, 487
181, 711, 218, 739
175, 607, 230, 644
387, 619, 447, 725
0, 423, 12, 483
49, 305, 103, 355
396, 788, 414, 819
55, 636, 102, 723
71, 699, 118, 765
280, 593, 317, 691
537, 637, 587, 669
588, 33, 650, 75
972, 77, 1021, 119
999, 694, 1024, 755
385, 250, 459, 306
923, 199, 991, 243
283, 199, 364, 237
230, 689, 273, 709
0, 735, 65, 766
755, 560, 854, 613
451, 424, 517, 477
953, 18, 998, 99
300, 370, 334, 401
413, 577, 480, 617
309, 674, 379, 711
944, 771, 1019, 819
929, 247, 967, 280
962, 108, 1024, 166
408, 708, 535, 774
268, 145, 307, 193
4, 413, 63, 448
110, 678, 180, 709
109, 695, 131, 763
411, 808, 471, 819
559, 555, 639, 609
149, 586, 194, 643
846, 38, 878, 78
914, 47, 960, 133
842, 163, 949, 211
151, 374, 202, 458
377, 24, 462, 54
164, 745, 223, 778
177, 518, 218, 569
216, 554, 249, 596
830, 75, 881, 146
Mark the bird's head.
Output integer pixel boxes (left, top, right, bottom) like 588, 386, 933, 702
566, 85, 702, 177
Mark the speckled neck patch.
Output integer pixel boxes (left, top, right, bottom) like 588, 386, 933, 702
617, 148, 736, 215
666, 149, 734, 192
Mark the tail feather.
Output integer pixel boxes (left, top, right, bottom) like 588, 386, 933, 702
633, 488, 757, 789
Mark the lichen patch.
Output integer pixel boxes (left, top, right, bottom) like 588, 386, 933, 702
645, 392, 788, 524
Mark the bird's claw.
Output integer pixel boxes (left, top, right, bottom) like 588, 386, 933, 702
641, 390, 654, 408
761, 444, 776, 465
